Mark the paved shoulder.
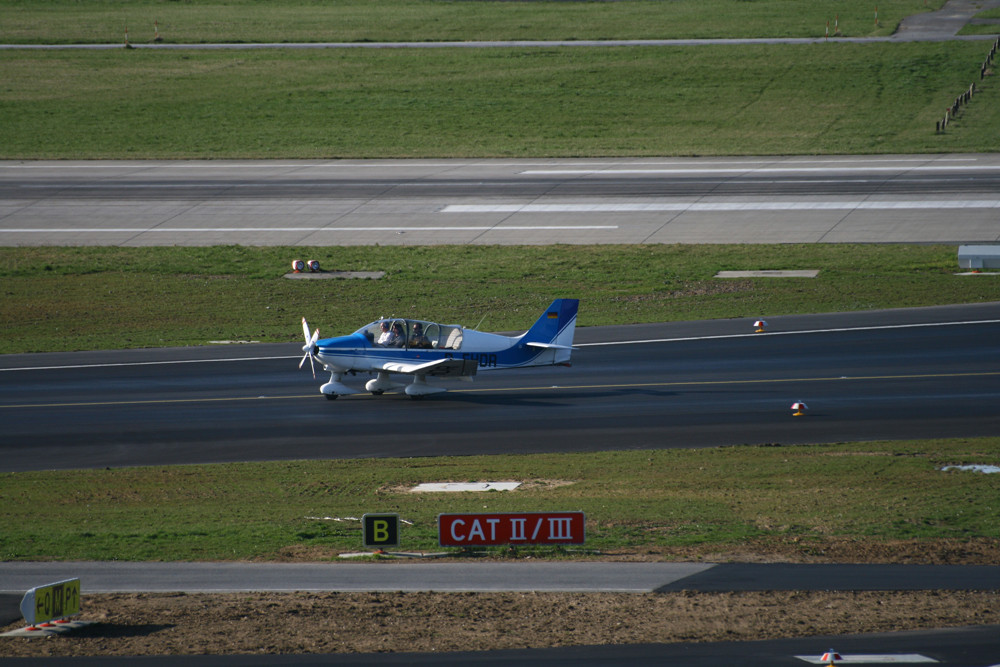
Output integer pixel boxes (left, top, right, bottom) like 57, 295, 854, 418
0, 561, 712, 596
4, 561, 998, 597
895, 0, 1000, 40
655, 563, 1000, 592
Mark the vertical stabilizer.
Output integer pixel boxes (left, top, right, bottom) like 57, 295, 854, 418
520, 299, 579, 365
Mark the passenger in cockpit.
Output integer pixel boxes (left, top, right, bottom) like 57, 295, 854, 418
389, 322, 406, 347
376, 322, 394, 346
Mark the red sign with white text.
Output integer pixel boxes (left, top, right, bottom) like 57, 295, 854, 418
438, 512, 586, 547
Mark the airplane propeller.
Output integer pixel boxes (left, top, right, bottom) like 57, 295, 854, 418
300, 317, 320, 378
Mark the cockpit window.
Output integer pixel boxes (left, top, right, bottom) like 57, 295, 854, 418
436, 324, 462, 350
362, 319, 462, 350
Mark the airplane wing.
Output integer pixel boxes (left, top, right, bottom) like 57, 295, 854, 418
379, 357, 480, 377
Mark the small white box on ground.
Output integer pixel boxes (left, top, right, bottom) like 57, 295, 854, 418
958, 245, 1000, 270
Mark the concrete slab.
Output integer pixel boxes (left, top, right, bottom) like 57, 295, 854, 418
284, 271, 385, 280
0, 620, 93, 638
411, 482, 522, 492
715, 270, 819, 278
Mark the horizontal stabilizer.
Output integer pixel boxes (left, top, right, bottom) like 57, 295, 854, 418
526, 342, 576, 351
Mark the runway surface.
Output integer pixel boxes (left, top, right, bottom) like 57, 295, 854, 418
3, 154, 1000, 246
2, 303, 998, 473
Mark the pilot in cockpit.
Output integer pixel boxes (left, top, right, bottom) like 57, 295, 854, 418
410, 322, 432, 349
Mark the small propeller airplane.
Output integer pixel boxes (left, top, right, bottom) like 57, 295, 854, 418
299, 298, 579, 399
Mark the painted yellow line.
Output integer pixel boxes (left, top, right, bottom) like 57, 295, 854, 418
1, 394, 318, 410
3, 370, 998, 410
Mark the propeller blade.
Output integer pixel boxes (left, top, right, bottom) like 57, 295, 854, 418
299, 320, 321, 378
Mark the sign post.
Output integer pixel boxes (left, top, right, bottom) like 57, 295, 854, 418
20, 578, 81, 628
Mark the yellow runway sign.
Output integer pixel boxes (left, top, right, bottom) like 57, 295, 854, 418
20, 578, 81, 626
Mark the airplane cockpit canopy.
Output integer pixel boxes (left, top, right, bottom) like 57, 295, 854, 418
356, 318, 463, 350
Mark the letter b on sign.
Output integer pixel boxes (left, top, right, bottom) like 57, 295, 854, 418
362, 513, 400, 549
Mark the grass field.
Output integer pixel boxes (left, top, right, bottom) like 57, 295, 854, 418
2, 244, 998, 354
2, 41, 997, 158
0, 0, 934, 44
2, 439, 998, 561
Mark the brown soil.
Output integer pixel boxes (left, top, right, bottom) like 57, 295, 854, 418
3, 539, 999, 658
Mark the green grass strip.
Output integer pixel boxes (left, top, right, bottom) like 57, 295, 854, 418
0, 0, 929, 44
2, 42, 998, 158
2, 244, 999, 354
2, 439, 997, 561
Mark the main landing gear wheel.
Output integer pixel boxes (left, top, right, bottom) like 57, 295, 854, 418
325, 394, 338, 400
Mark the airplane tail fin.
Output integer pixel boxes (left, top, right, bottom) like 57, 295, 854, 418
519, 298, 579, 366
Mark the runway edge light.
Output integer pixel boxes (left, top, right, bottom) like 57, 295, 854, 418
791, 402, 808, 417
754, 319, 768, 333
820, 648, 842, 665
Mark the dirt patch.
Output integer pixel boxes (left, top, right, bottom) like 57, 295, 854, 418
2, 590, 996, 657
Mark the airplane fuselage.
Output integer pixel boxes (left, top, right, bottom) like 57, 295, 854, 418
300, 298, 578, 398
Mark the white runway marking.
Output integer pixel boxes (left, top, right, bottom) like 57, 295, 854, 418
443, 201, 1000, 213
0, 157, 982, 171
0, 225, 618, 234
576, 319, 1000, 348
524, 164, 1000, 174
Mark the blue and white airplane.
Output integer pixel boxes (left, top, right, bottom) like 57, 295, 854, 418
299, 298, 579, 399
